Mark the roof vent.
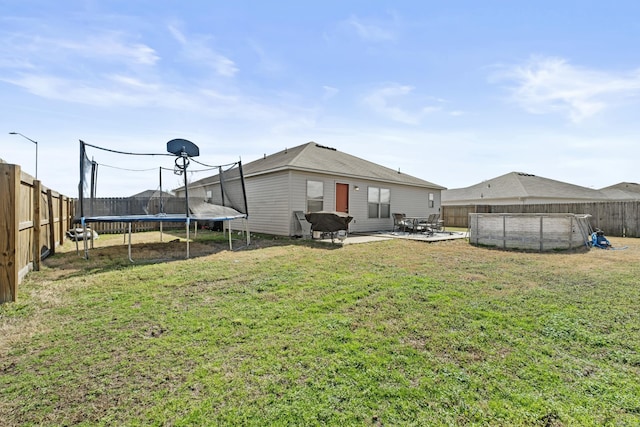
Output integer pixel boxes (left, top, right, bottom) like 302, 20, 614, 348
315, 143, 336, 151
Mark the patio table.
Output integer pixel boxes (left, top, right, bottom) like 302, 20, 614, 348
404, 217, 430, 234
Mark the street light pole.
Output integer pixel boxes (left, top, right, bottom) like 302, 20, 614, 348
9, 132, 38, 180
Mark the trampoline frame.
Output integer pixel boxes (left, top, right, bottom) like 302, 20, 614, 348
79, 213, 249, 261
77, 140, 250, 261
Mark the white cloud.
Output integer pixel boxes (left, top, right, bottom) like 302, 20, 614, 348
0, 25, 240, 110
5, 73, 157, 107
0, 29, 162, 106
2, 31, 159, 67
322, 85, 339, 100
346, 15, 396, 42
56, 33, 159, 65
362, 84, 440, 124
96, 36, 159, 65
168, 25, 238, 77
247, 39, 284, 75
325, 13, 399, 44
495, 55, 640, 123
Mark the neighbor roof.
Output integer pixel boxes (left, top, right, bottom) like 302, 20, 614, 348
241, 142, 445, 188
442, 171, 609, 203
129, 189, 175, 198
599, 182, 640, 200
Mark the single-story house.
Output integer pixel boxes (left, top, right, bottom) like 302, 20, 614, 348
442, 171, 612, 206
129, 190, 175, 199
598, 182, 640, 200
185, 142, 446, 236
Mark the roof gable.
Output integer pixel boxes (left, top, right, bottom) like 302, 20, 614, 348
599, 182, 640, 200
129, 189, 175, 198
600, 182, 640, 193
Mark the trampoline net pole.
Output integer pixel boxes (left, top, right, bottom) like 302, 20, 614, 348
186, 218, 190, 259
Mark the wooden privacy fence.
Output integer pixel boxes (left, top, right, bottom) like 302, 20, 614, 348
443, 201, 640, 238
79, 197, 192, 234
0, 163, 75, 303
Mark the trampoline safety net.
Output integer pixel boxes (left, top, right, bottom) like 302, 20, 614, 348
77, 140, 248, 222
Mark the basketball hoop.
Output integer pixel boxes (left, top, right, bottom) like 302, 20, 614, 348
167, 138, 199, 157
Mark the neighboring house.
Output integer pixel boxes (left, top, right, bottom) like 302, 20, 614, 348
185, 142, 446, 236
127, 189, 178, 215
129, 189, 175, 199
442, 171, 611, 206
599, 182, 640, 200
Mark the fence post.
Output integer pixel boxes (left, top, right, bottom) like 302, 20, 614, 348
539, 215, 544, 252
33, 180, 42, 271
0, 164, 20, 303
58, 194, 64, 251
68, 198, 74, 230
47, 189, 56, 256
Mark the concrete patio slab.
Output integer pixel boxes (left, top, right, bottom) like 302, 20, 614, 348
369, 230, 468, 243
315, 230, 468, 245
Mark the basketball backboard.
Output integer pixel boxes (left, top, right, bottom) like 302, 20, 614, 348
167, 138, 200, 157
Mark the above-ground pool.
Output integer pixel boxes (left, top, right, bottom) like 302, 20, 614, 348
469, 213, 592, 251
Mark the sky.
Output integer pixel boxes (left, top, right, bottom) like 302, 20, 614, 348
2, 0, 640, 197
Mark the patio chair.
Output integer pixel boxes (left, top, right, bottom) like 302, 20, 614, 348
426, 213, 443, 232
392, 213, 408, 232
294, 211, 312, 239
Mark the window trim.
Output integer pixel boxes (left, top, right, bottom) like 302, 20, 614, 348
306, 180, 324, 212
367, 186, 391, 219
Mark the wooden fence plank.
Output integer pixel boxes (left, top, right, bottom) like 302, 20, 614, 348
32, 180, 41, 271
0, 164, 20, 303
1, 163, 74, 304
47, 189, 56, 256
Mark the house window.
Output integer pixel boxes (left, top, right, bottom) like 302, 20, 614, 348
368, 187, 391, 218
429, 192, 434, 208
307, 180, 324, 212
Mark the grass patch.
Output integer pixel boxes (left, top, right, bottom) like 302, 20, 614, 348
2, 231, 640, 425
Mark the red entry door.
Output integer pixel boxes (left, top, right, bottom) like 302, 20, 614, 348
336, 183, 349, 213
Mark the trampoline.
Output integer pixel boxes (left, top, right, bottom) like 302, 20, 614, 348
77, 139, 249, 260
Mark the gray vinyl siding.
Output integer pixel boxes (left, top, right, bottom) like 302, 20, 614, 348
388, 184, 440, 218
289, 172, 442, 234
348, 180, 441, 233
199, 171, 442, 236
203, 179, 245, 210
245, 171, 291, 235
289, 172, 335, 235
181, 154, 444, 237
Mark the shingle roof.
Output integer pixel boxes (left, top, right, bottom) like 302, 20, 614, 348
442, 171, 609, 202
235, 142, 445, 189
599, 182, 640, 200
129, 189, 175, 198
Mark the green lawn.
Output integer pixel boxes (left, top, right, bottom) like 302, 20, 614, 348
1, 231, 639, 426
